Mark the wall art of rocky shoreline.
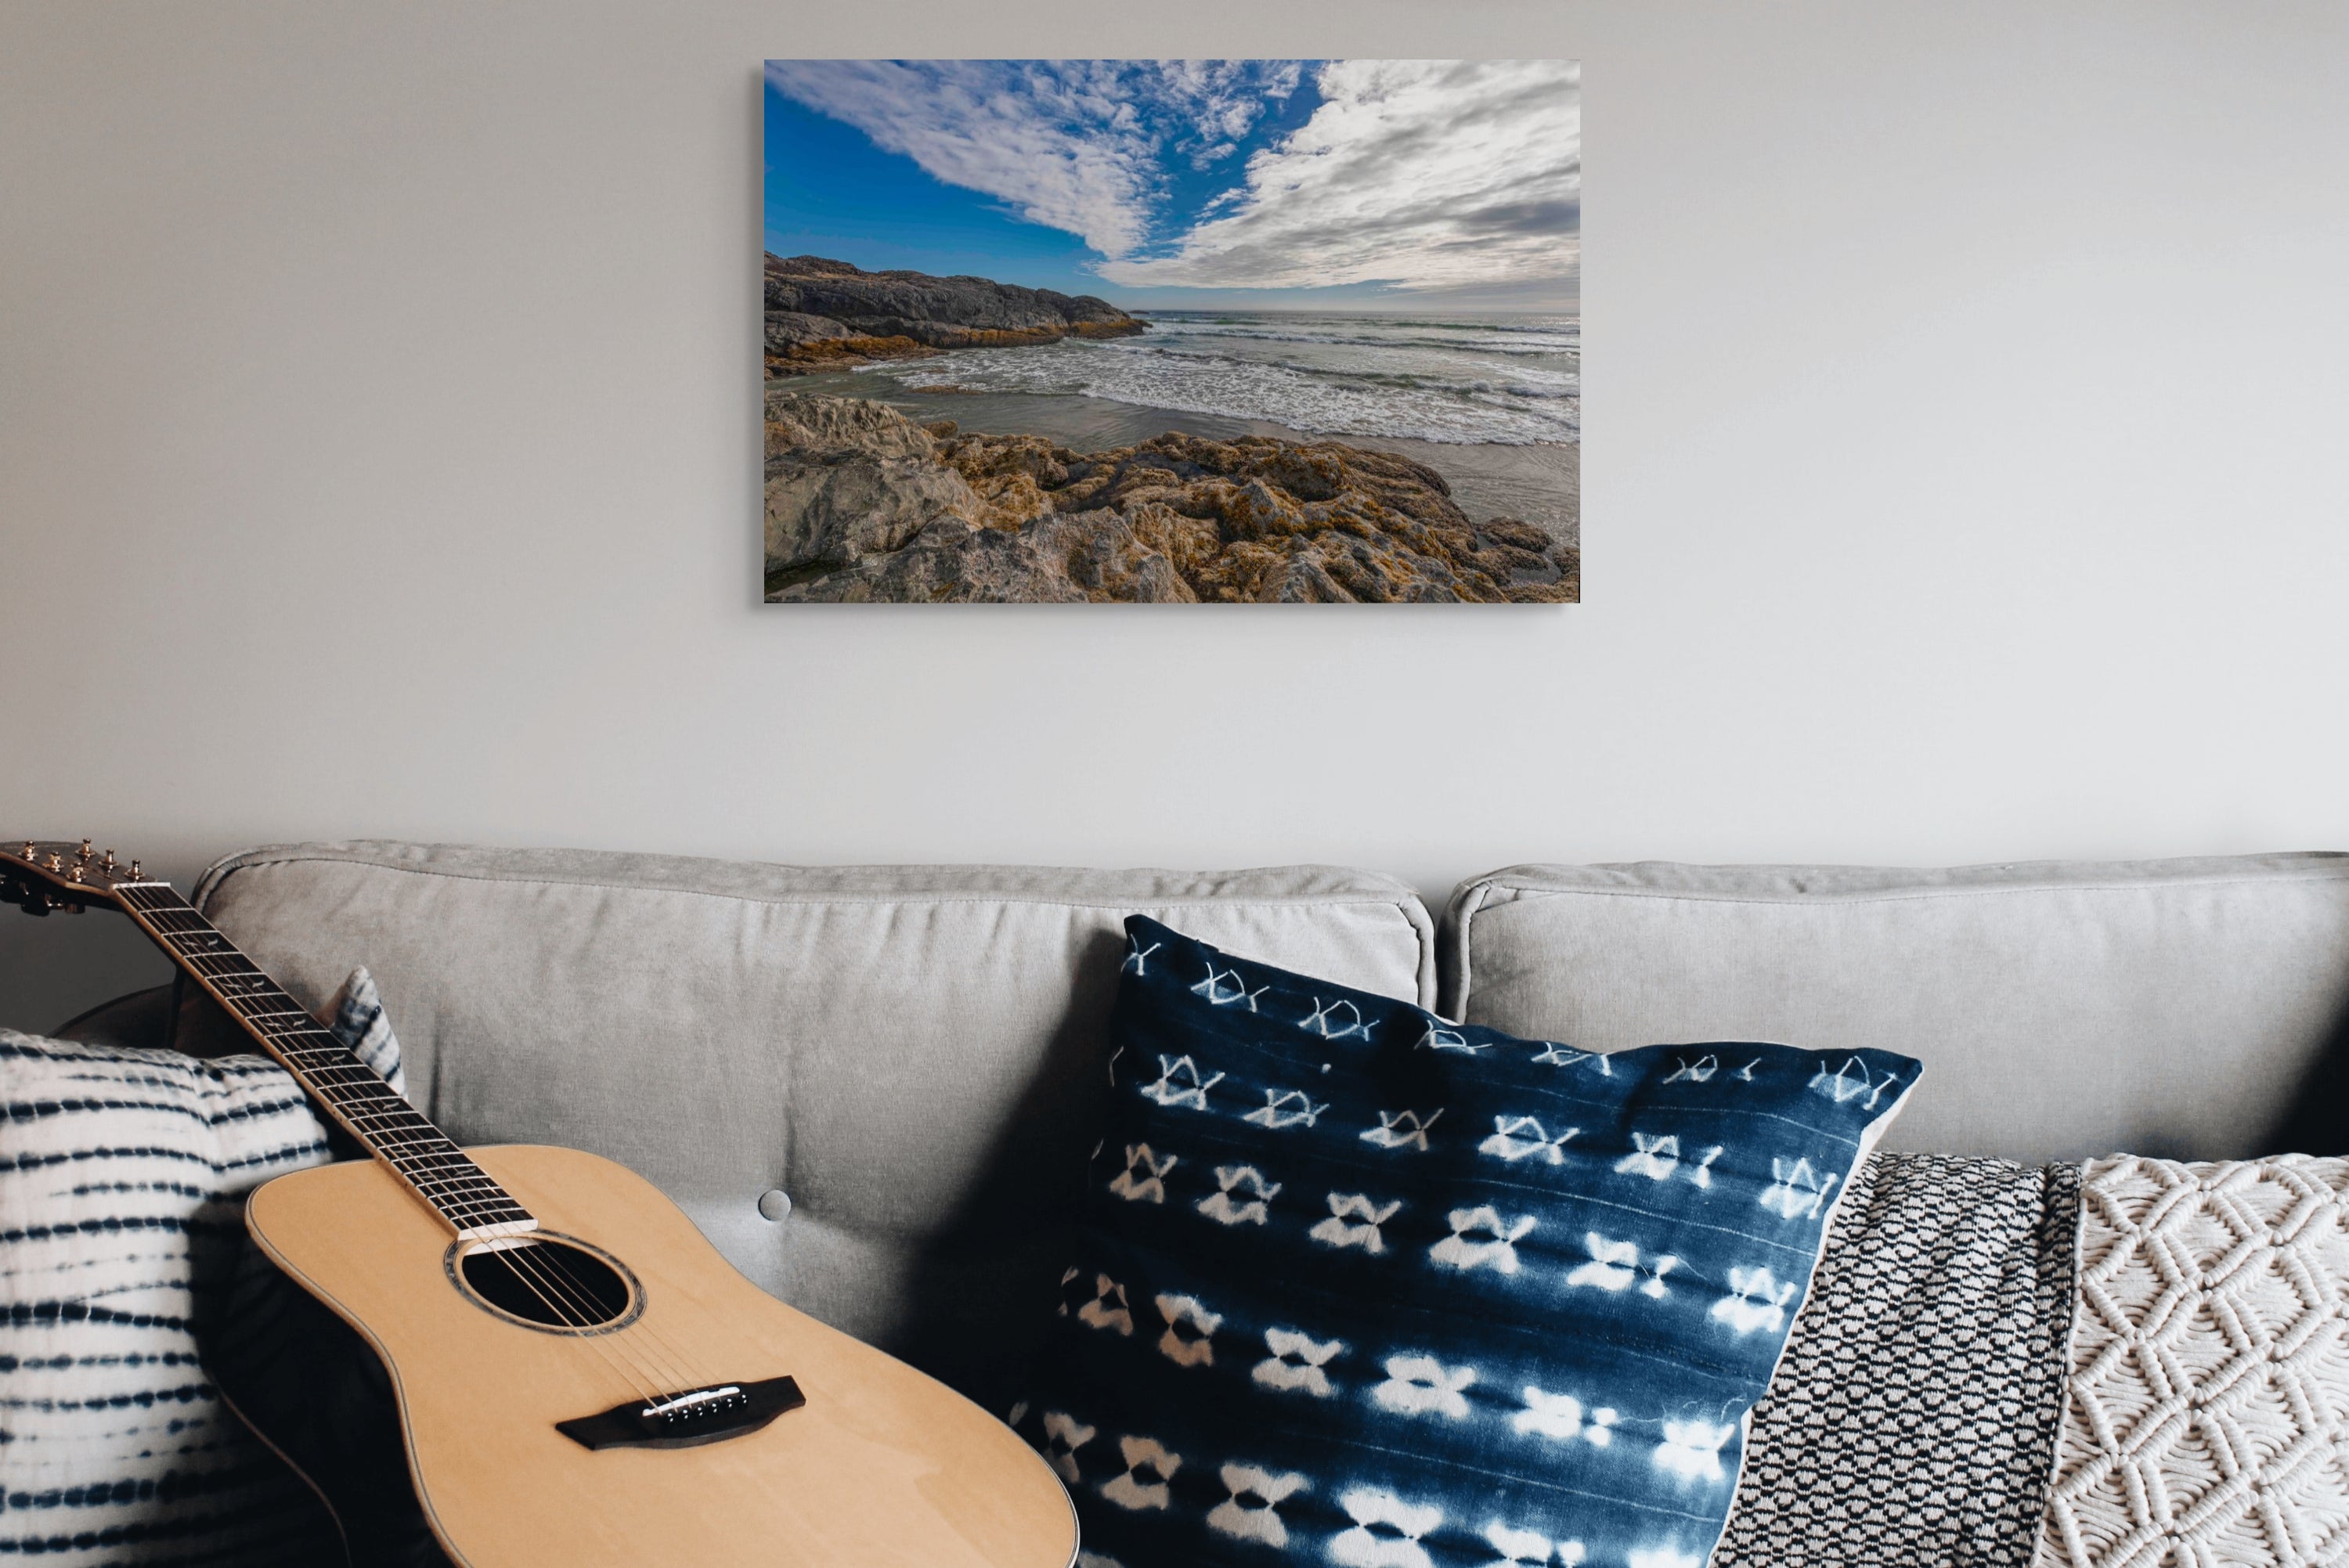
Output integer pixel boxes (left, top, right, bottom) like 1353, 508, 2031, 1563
765, 254, 1146, 376
765, 393, 1579, 604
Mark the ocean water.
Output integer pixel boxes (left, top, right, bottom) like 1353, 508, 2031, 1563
869, 310, 1580, 448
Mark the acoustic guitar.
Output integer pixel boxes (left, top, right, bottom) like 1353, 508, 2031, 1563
4, 840, 1078, 1568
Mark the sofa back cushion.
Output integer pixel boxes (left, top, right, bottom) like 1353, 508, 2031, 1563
192, 842, 1434, 1407
1444, 856, 2349, 1163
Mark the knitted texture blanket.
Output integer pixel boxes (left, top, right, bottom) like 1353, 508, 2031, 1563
1714, 1152, 2084, 1566
2033, 1155, 2349, 1568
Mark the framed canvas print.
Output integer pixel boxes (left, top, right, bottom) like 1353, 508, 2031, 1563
763, 59, 1579, 604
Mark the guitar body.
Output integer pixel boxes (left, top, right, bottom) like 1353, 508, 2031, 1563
238, 1144, 1077, 1568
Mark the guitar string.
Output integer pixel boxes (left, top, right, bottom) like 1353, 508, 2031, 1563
115, 887, 699, 1404
474, 1213, 710, 1397
345, 1112, 716, 1397
341, 1094, 695, 1403
463, 1237, 667, 1403
308, 1087, 710, 1399
265, 994, 721, 1395
312, 1052, 716, 1394
322, 1085, 711, 1400
134, 890, 720, 1401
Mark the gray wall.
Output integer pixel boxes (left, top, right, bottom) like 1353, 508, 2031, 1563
5, 2, 2347, 1032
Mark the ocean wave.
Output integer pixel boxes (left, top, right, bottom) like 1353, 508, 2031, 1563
1146, 312, 1576, 336
875, 337, 1579, 445
1142, 322, 1580, 357
1113, 344, 1580, 400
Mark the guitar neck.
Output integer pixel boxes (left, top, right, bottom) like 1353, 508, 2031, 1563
113, 881, 535, 1240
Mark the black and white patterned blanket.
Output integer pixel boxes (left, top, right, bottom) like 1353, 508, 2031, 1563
1713, 1152, 2084, 1568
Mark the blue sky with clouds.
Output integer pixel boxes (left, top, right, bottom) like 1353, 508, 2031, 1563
763, 60, 1580, 312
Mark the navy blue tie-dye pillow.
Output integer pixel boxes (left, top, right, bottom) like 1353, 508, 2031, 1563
1012, 915, 1921, 1568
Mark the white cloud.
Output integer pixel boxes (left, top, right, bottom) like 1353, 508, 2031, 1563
767, 59, 1578, 293
766, 59, 1314, 261
1100, 59, 1579, 293
767, 59, 1160, 256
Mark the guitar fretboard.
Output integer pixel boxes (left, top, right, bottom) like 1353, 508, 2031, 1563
116, 882, 534, 1238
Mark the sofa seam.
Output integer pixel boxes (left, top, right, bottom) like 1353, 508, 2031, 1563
195, 851, 1426, 915
1453, 868, 2349, 915
195, 852, 1442, 1010
1438, 879, 1493, 1021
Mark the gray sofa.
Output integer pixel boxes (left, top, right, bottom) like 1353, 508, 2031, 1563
62, 842, 2349, 1414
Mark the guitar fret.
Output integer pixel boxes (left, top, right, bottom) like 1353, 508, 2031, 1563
414, 1184, 511, 1212
382, 1144, 466, 1166
359, 1106, 437, 1126
113, 881, 536, 1237
414, 1181, 512, 1205
396, 1162, 482, 1181
402, 1170, 503, 1195
399, 1158, 484, 1177
353, 1115, 443, 1139
386, 1141, 471, 1162
403, 1160, 493, 1178
168, 933, 236, 954
211, 977, 279, 1000
390, 1152, 476, 1173
317, 1078, 405, 1101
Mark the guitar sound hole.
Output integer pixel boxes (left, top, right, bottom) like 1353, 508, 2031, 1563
460, 1239, 632, 1330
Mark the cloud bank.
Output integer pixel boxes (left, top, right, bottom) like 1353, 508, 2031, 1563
1104, 60, 1579, 293
764, 59, 1304, 260
767, 58, 1577, 295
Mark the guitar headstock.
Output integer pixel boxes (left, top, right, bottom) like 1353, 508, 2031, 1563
1, 839, 152, 917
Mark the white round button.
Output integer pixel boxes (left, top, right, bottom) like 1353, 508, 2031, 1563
757, 1188, 792, 1222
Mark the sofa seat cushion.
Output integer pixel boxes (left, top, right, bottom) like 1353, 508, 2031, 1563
189, 843, 1435, 1408
1445, 856, 2349, 1162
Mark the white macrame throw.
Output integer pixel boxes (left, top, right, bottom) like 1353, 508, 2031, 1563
2036, 1155, 2349, 1568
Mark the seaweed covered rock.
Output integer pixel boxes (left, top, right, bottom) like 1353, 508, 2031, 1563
763, 254, 1146, 377
763, 395, 1579, 604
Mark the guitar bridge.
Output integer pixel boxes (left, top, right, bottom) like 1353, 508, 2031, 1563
555, 1375, 805, 1451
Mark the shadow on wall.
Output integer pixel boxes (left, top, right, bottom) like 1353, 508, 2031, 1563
0, 907, 178, 1036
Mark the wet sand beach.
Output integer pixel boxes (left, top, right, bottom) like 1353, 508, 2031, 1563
782, 368, 1580, 550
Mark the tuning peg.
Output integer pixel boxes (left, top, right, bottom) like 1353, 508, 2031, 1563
69, 865, 85, 884
19, 842, 31, 861
46, 852, 63, 871
102, 849, 115, 871
129, 860, 141, 878
78, 838, 92, 861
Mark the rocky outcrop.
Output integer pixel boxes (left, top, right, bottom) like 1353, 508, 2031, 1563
764, 254, 1146, 376
764, 394, 1578, 604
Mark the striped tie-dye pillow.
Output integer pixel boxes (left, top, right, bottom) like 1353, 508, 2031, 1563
0, 970, 402, 1565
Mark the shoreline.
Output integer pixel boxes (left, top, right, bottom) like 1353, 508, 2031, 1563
774, 368, 1579, 548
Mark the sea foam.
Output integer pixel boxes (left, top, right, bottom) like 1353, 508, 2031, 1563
873, 309, 1580, 446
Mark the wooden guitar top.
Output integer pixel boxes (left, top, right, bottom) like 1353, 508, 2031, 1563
246, 1144, 1079, 1568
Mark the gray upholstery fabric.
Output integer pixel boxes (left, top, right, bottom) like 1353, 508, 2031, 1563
1443, 856, 2349, 1162
188, 842, 1434, 1408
